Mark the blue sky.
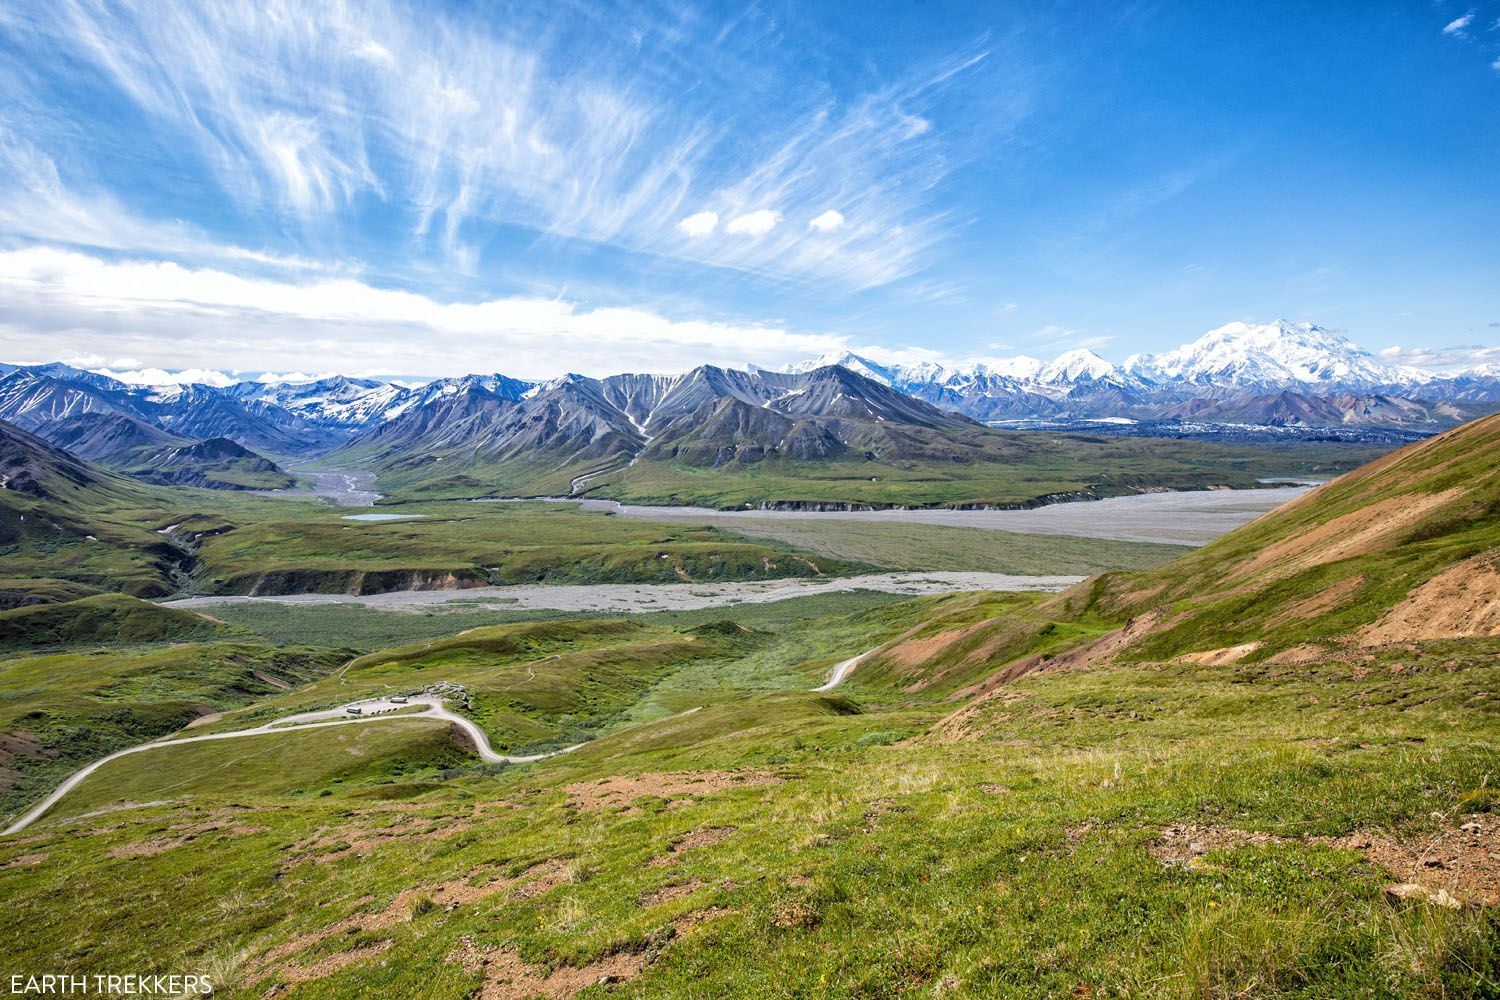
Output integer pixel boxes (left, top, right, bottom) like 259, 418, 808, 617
0, 0, 1496, 381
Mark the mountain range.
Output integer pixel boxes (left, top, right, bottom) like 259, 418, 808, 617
1, 321, 1493, 496
779, 321, 1490, 425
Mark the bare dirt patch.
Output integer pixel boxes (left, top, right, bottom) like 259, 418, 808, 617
563, 771, 780, 814
2, 852, 46, 868
648, 826, 736, 867
862, 798, 909, 831
279, 941, 394, 985
1361, 553, 1500, 644
882, 622, 986, 672
251, 868, 512, 986
1149, 824, 1287, 867
1232, 488, 1466, 584
1268, 644, 1335, 665
450, 938, 645, 999
1174, 642, 1263, 666
1148, 818, 1498, 906
108, 820, 268, 859
283, 812, 474, 864
1317, 815, 1498, 906
510, 859, 570, 900
673, 905, 733, 934
637, 878, 706, 908
1269, 574, 1366, 627
772, 898, 820, 929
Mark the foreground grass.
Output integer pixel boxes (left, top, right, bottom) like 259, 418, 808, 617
1, 632, 1494, 997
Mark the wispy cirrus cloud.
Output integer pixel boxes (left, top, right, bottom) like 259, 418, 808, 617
0, 128, 341, 274
0, 0, 1003, 291
1442, 11, 1475, 36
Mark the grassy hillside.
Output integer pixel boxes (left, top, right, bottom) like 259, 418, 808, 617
0, 577, 102, 610
0, 418, 1495, 996
1091, 413, 1500, 663
825, 413, 1500, 705
0, 642, 345, 821
0, 632, 1493, 997
0, 430, 193, 597
0, 593, 224, 651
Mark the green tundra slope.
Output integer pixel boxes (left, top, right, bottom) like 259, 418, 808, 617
0, 418, 1496, 998
0, 642, 347, 819
0, 593, 224, 651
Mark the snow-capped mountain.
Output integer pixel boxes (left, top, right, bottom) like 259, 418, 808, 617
4, 318, 1499, 480
780, 320, 1493, 421
1034, 348, 1145, 389
1127, 320, 1405, 391
778, 351, 954, 390
410, 372, 533, 409
229, 376, 417, 429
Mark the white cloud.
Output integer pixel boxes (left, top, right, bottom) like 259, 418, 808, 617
0, 246, 853, 379
1442, 12, 1474, 35
676, 211, 719, 237
808, 210, 844, 233
96, 367, 240, 387
353, 40, 395, 64
1378, 343, 1500, 372
726, 209, 781, 236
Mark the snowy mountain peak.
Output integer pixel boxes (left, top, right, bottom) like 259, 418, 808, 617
1036, 348, 1120, 385
782, 352, 898, 386
1139, 320, 1393, 388
968, 356, 1044, 381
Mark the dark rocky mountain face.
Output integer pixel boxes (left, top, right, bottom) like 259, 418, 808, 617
1159, 392, 1478, 428
33, 411, 184, 460
5, 384, 296, 491
334, 364, 994, 490
0, 368, 343, 459
339, 377, 646, 485
0, 419, 109, 501
138, 385, 341, 455
0, 371, 136, 429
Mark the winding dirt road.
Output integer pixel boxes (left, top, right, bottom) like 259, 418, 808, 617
814, 650, 874, 692
1, 696, 577, 836
4, 639, 881, 838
